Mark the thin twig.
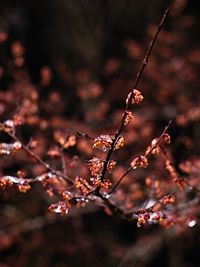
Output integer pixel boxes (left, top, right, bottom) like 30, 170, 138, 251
60, 148, 67, 176
7, 131, 74, 184
99, 7, 170, 183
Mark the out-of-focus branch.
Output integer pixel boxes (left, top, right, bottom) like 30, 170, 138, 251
6, 131, 74, 184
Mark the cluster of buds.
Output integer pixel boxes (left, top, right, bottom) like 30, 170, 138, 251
145, 133, 171, 156
126, 89, 144, 105
93, 135, 113, 152
107, 160, 117, 173
93, 135, 124, 152
114, 136, 124, 150
54, 131, 76, 149
131, 155, 148, 169
136, 209, 168, 227
62, 190, 73, 201
0, 176, 14, 188
0, 141, 22, 156
75, 176, 92, 195
0, 176, 31, 193
136, 210, 150, 228
145, 138, 161, 155
49, 201, 70, 215
124, 111, 134, 125
0, 120, 15, 133
86, 157, 104, 177
90, 177, 112, 190
85, 157, 115, 189
17, 180, 31, 193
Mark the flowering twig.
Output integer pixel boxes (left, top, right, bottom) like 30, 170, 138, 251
109, 120, 172, 194
99, 7, 170, 183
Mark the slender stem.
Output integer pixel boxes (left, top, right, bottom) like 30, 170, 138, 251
60, 148, 67, 176
99, 8, 170, 183
110, 166, 132, 194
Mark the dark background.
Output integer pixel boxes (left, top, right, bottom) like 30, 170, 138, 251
0, 1, 200, 266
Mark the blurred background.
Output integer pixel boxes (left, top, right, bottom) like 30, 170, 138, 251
0, 0, 200, 266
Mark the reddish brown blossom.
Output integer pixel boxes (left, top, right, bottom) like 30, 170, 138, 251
17, 181, 31, 193
131, 155, 148, 169
75, 177, 92, 195
86, 157, 104, 177
0, 142, 22, 156
124, 111, 134, 125
49, 201, 70, 215
93, 135, 113, 151
126, 89, 144, 105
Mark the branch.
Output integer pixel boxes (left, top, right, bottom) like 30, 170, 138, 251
7, 131, 74, 184
109, 120, 172, 193
99, 7, 170, 183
